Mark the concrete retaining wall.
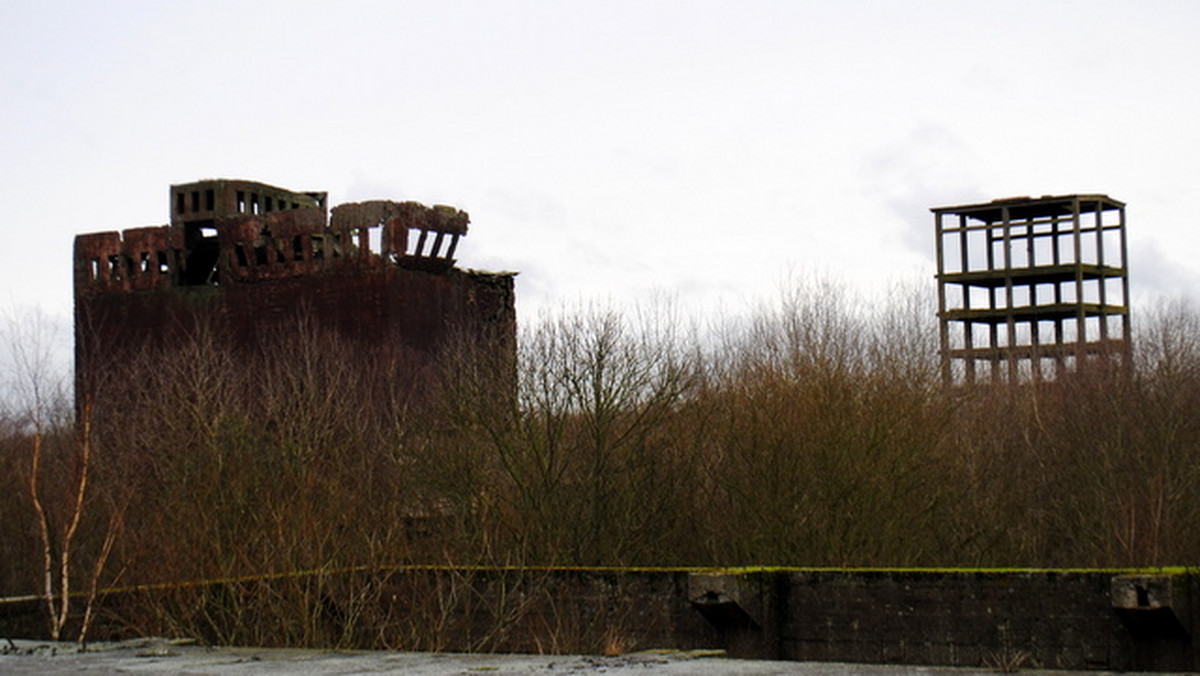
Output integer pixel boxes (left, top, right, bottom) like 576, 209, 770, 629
2, 568, 1194, 671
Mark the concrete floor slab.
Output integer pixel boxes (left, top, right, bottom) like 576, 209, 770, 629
0, 639, 1177, 676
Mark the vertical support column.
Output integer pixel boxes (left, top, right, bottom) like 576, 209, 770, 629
936, 212, 951, 385
1118, 204, 1132, 355
1051, 213, 1064, 378
1001, 207, 1018, 383
960, 215, 976, 384
1072, 198, 1086, 366
1028, 217, 1041, 381
985, 218, 999, 383
1095, 201, 1110, 343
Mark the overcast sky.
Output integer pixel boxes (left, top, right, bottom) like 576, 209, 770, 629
4, 0, 1200, 343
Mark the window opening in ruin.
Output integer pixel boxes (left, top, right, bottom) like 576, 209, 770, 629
139, 252, 150, 274
311, 234, 325, 260
293, 235, 303, 261
275, 238, 286, 263
368, 224, 382, 255
181, 220, 220, 285
254, 243, 268, 266
157, 251, 169, 274
191, 191, 200, 212
235, 244, 249, 267
251, 193, 260, 214
89, 259, 99, 282
205, 189, 215, 211
176, 193, 186, 215
264, 197, 273, 213
108, 255, 121, 280
237, 191, 246, 213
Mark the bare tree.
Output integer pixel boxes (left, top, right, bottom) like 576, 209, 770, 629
4, 307, 122, 642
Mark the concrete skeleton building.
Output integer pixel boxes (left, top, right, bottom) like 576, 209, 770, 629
933, 194, 1131, 384
73, 179, 516, 395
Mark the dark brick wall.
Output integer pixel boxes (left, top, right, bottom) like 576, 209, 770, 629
699, 569, 1196, 670
77, 263, 514, 357
74, 263, 515, 404
776, 570, 1132, 669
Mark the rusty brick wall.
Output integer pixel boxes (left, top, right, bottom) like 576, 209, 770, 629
74, 263, 515, 392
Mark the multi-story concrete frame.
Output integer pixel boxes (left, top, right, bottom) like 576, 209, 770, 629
933, 195, 1130, 384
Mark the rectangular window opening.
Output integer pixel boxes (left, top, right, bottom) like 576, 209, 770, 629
413, 228, 429, 256
1080, 231, 1098, 265
368, 226, 382, 255
1057, 234, 1077, 264
1010, 285, 1030, 308
1009, 239, 1029, 268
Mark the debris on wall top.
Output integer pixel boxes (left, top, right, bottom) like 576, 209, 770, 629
74, 179, 499, 293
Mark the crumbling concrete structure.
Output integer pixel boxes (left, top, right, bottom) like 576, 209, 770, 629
933, 194, 1131, 384
74, 179, 516, 396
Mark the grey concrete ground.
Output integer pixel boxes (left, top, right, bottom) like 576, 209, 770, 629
0, 639, 1180, 676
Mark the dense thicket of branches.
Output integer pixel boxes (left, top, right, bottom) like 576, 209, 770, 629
5, 286, 1200, 641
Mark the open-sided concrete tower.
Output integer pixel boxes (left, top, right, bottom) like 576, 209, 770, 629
933, 194, 1130, 384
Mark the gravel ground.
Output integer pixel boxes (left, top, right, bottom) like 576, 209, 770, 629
0, 638, 1177, 676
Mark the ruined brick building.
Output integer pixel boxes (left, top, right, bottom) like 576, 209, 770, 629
73, 179, 516, 397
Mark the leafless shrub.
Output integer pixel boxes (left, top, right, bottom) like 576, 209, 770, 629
8, 282, 1200, 647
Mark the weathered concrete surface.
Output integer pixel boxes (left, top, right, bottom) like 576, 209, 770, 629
0, 640, 1177, 676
